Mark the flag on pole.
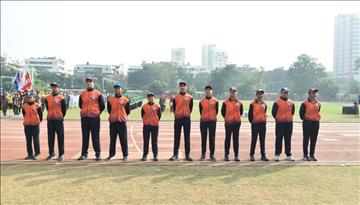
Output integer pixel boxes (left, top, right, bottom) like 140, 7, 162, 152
12, 70, 22, 92
20, 70, 32, 93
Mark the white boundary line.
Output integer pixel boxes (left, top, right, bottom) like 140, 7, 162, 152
130, 121, 143, 156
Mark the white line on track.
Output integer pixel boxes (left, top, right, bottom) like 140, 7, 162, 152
130, 121, 142, 156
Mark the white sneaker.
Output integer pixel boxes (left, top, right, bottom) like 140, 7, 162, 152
274, 155, 280, 161
286, 156, 295, 161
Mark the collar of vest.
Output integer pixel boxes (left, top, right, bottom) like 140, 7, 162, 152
52, 93, 59, 96
279, 96, 288, 101
115, 94, 122, 98
179, 92, 186, 95
307, 97, 317, 103
205, 96, 212, 100
87, 87, 94, 91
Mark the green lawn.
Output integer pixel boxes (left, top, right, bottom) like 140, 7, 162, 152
1, 164, 359, 204
62, 100, 359, 122
2, 100, 358, 122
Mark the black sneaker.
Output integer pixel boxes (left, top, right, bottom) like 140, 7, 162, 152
249, 155, 255, 161
95, 156, 101, 161
45, 155, 55, 161
185, 156, 193, 161
106, 156, 114, 161
153, 155, 159, 161
235, 156, 240, 162
224, 155, 230, 161
310, 156, 317, 161
77, 155, 87, 160
200, 154, 206, 161
261, 156, 270, 161
58, 155, 64, 161
169, 155, 178, 161
141, 155, 147, 161
24, 155, 34, 160
210, 156, 216, 162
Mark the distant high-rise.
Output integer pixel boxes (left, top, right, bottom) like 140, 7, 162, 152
202, 44, 228, 70
333, 14, 360, 83
171, 48, 185, 65
202, 44, 216, 70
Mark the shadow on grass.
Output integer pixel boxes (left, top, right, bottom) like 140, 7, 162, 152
1, 162, 298, 186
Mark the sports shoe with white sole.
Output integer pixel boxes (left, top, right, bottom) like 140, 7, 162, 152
274, 155, 280, 161
286, 156, 295, 161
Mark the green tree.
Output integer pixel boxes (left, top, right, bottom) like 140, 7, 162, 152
288, 54, 327, 99
347, 80, 360, 94
263, 67, 290, 93
316, 77, 339, 101
146, 80, 167, 95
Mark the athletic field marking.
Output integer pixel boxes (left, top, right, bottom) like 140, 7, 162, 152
130, 121, 142, 156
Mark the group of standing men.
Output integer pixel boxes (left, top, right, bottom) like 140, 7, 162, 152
21, 78, 321, 162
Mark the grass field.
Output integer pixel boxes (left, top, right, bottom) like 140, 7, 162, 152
1, 100, 358, 122
57, 100, 359, 122
1, 164, 359, 204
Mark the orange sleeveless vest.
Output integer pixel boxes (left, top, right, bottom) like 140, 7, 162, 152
46, 95, 64, 120
23, 103, 41, 126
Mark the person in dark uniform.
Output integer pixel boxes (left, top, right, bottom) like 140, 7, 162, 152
199, 85, 218, 161
2, 92, 8, 116
78, 77, 105, 161
141, 92, 161, 161
221, 87, 243, 161
12, 93, 21, 115
41, 95, 46, 111
44, 82, 67, 161
106, 82, 131, 161
169, 81, 194, 161
248, 89, 269, 161
300, 88, 321, 161
272, 87, 295, 161
22, 92, 43, 160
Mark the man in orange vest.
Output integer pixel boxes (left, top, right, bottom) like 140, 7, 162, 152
199, 85, 218, 161
300, 88, 321, 161
272, 87, 295, 161
141, 92, 161, 161
22, 92, 43, 160
44, 82, 67, 161
248, 89, 269, 161
169, 81, 194, 161
78, 77, 105, 161
221, 87, 243, 161
106, 82, 130, 161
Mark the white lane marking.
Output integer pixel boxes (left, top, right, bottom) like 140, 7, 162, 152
320, 139, 340, 142
130, 121, 142, 156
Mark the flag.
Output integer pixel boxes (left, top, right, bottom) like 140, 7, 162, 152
12, 70, 22, 91
20, 70, 32, 93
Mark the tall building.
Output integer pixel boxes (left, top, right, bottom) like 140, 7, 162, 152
333, 14, 360, 83
214, 49, 229, 69
25, 57, 72, 75
202, 44, 216, 70
202, 44, 228, 70
171, 48, 185, 65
